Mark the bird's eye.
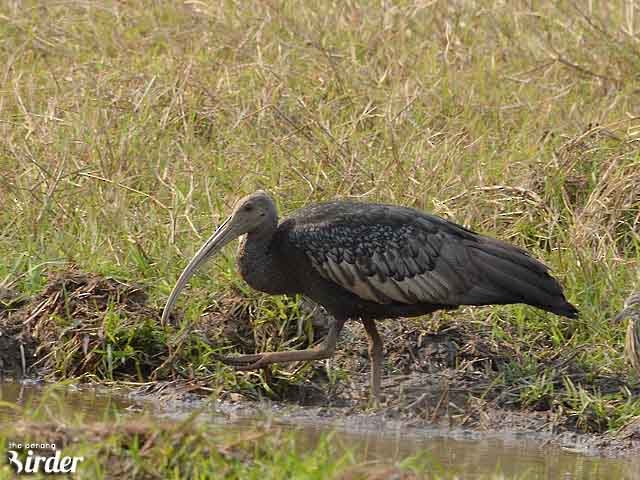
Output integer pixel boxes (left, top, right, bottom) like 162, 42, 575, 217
243, 204, 253, 212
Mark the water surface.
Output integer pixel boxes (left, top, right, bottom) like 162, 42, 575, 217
1, 381, 637, 479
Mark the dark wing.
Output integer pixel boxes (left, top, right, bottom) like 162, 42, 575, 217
287, 201, 578, 317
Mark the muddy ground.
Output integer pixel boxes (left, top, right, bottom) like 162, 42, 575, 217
1, 268, 639, 457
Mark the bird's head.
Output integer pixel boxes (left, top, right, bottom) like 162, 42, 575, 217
614, 292, 640, 323
620, 292, 640, 374
624, 292, 640, 310
228, 190, 278, 235
161, 190, 277, 324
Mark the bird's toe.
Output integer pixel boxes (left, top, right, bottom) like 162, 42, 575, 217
233, 360, 265, 371
214, 353, 263, 367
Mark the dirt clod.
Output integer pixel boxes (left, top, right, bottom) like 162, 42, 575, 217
1, 268, 162, 379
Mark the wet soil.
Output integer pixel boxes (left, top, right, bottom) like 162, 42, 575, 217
125, 376, 640, 459
2, 380, 639, 478
1, 268, 639, 458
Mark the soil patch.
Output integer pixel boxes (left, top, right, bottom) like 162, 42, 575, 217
0, 287, 33, 375
0, 269, 166, 378
0, 268, 326, 381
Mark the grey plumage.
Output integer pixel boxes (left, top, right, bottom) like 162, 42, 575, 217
162, 191, 578, 400
288, 201, 578, 318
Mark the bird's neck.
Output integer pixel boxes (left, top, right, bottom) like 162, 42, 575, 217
244, 220, 277, 251
237, 223, 290, 295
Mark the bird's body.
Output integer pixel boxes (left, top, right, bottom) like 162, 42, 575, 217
236, 200, 577, 322
162, 191, 578, 401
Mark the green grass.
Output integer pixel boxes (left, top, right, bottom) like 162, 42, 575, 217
0, 418, 529, 480
0, 415, 397, 479
1, 0, 639, 442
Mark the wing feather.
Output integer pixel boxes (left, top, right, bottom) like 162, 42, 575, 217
295, 233, 464, 305
286, 201, 573, 314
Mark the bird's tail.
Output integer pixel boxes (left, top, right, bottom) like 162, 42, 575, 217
467, 237, 578, 319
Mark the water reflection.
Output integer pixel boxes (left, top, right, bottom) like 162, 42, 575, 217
281, 422, 638, 479
0, 381, 135, 422
0, 381, 637, 479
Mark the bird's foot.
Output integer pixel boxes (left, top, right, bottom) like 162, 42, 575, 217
214, 344, 335, 371
214, 353, 267, 370
367, 393, 384, 410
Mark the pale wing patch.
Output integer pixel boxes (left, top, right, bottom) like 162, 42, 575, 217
313, 256, 449, 305
371, 276, 414, 303
326, 258, 353, 287
322, 259, 381, 303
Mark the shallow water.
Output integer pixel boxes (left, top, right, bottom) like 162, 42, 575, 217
1, 381, 638, 479
0, 381, 136, 422
280, 422, 637, 479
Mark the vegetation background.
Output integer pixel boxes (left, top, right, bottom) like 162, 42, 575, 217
0, 0, 639, 478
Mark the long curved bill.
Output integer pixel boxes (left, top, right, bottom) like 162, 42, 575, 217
161, 216, 236, 325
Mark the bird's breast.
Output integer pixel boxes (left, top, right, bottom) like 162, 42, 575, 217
236, 236, 292, 295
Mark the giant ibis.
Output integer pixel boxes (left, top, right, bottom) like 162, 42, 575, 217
162, 191, 578, 400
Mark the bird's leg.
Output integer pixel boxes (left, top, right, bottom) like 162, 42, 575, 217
362, 318, 384, 404
215, 316, 343, 371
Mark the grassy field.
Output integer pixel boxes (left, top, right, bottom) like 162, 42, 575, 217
1, 0, 640, 474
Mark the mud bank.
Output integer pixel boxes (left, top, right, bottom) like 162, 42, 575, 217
126, 377, 640, 458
